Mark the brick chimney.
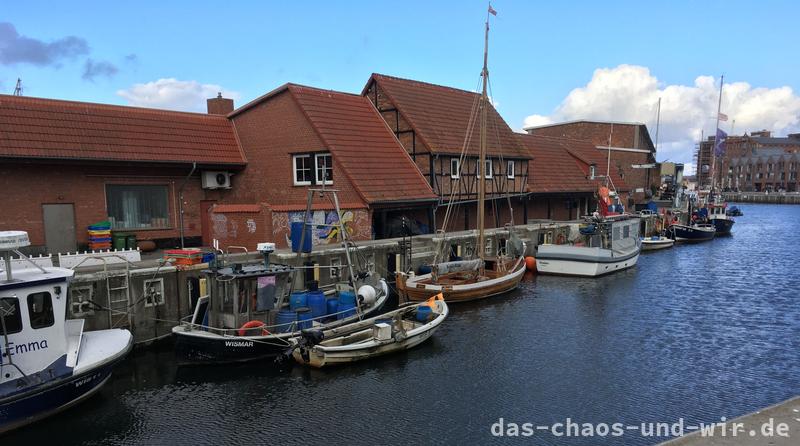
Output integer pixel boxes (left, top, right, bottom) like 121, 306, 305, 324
207, 92, 234, 115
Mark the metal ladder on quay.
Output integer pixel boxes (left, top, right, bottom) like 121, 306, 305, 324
68, 254, 133, 329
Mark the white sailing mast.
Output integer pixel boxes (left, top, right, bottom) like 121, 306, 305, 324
710, 75, 724, 193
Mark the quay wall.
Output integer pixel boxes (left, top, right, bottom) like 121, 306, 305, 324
722, 192, 800, 204
64, 217, 658, 344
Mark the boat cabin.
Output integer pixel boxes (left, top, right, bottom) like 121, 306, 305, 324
578, 216, 640, 251
1, 266, 77, 388
194, 262, 293, 331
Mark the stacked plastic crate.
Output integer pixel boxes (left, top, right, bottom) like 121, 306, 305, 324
88, 221, 112, 250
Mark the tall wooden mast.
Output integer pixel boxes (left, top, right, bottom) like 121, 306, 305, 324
477, 8, 491, 264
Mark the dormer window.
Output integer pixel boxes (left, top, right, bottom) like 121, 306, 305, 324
293, 152, 333, 186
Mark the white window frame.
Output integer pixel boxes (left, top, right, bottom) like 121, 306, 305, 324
450, 158, 460, 179
484, 159, 493, 179
293, 154, 313, 186
506, 160, 515, 179
589, 165, 596, 179
315, 153, 333, 185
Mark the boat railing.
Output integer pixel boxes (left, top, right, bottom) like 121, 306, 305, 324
178, 302, 370, 337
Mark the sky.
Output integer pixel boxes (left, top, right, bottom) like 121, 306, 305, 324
2, 0, 799, 174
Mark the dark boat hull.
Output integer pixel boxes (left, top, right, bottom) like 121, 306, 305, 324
711, 218, 735, 235
174, 303, 388, 366
0, 361, 117, 434
669, 224, 716, 242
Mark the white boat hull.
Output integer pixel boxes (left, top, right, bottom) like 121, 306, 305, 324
536, 250, 640, 277
292, 300, 448, 368
640, 237, 674, 251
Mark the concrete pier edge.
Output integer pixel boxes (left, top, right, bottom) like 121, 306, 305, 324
659, 395, 800, 445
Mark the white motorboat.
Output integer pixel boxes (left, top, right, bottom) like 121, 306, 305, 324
536, 215, 641, 277
640, 235, 675, 251
0, 231, 132, 433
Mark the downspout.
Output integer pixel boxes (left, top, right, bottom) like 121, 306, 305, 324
178, 162, 197, 249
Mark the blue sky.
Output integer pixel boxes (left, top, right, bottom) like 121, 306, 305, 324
3, 0, 799, 170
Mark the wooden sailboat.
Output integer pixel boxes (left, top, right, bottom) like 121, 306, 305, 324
396, 7, 526, 303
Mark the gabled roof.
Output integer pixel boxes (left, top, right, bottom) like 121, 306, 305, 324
0, 94, 245, 166
517, 133, 629, 194
364, 74, 529, 159
242, 83, 436, 204
523, 119, 646, 131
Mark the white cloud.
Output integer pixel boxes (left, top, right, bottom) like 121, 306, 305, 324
117, 78, 239, 112
523, 65, 800, 174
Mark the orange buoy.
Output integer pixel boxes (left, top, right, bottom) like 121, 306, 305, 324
238, 320, 269, 336
525, 256, 537, 272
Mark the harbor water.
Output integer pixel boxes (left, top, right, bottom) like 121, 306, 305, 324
7, 204, 800, 445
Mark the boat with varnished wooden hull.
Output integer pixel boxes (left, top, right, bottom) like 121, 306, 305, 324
396, 256, 526, 303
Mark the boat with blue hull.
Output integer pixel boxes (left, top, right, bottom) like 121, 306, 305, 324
667, 223, 716, 242
0, 231, 132, 434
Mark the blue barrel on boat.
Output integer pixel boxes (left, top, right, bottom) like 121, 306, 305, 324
276, 310, 296, 333
338, 290, 356, 305
416, 305, 433, 322
296, 307, 313, 330
418, 264, 432, 275
307, 290, 326, 319
289, 291, 307, 310
337, 301, 356, 320
290, 221, 312, 253
326, 297, 339, 316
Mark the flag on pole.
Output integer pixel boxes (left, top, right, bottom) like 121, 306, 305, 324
488, 4, 497, 15
718, 112, 728, 122
714, 128, 727, 156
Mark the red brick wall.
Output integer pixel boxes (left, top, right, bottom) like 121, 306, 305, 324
529, 122, 658, 202
210, 206, 272, 251
0, 161, 231, 250
229, 90, 367, 208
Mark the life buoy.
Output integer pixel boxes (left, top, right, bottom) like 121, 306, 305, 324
238, 320, 269, 336
556, 233, 566, 245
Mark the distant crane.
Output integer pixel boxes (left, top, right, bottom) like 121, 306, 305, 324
13, 78, 22, 96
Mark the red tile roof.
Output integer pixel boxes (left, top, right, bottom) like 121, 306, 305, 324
286, 84, 436, 204
517, 134, 629, 194
365, 74, 529, 159
0, 94, 245, 165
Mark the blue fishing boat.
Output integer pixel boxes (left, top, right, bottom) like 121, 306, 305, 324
0, 231, 132, 434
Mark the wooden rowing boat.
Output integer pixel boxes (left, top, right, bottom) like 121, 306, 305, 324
290, 295, 448, 368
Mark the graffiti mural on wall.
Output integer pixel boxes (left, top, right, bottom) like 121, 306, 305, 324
272, 209, 370, 246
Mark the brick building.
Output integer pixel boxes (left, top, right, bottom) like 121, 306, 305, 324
220, 83, 436, 249
362, 74, 531, 231
0, 94, 245, 254
517, 134, 629, 220
524, 120, 658, 204
696, 130, 800, 191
